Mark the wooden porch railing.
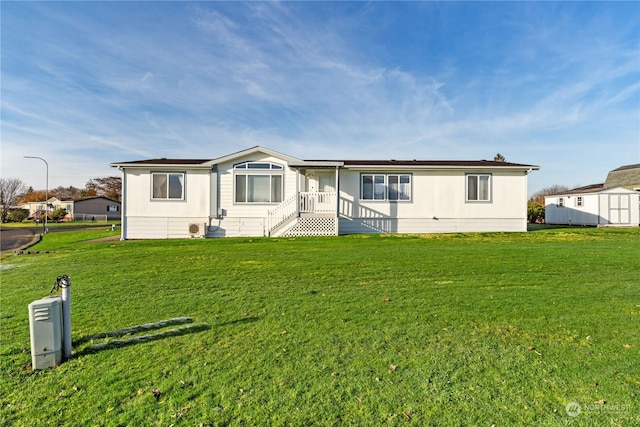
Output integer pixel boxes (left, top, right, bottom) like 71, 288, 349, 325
298, 192, 337, 213
267, 192, 337, 234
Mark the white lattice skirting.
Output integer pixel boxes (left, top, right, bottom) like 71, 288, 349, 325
282, 217, 338, 237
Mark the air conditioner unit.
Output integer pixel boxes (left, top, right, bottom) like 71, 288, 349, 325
188, 223, 206, 238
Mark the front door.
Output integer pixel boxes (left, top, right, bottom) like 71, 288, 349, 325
305, 171, 336, 212
316, 172, 335, 193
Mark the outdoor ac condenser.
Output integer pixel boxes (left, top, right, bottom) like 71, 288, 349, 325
188, 223, 206, 237
28, 296, 63, 369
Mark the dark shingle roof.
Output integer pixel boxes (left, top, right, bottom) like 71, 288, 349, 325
564, 183, 605, 194
113, 157, 538, 169
113, 158, 212, 165
336, 159, 535, 168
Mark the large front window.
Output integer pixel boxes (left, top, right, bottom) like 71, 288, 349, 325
466, 174, 491, 202
234, 162, 283, 203
152, 172, 184, 200
361, 174, 411, 201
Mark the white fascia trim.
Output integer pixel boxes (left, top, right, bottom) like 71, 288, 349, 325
205, 146, 304, 166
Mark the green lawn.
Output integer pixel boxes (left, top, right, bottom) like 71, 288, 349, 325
1, 228, 638, 425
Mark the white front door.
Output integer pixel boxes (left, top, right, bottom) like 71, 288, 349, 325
317, 172, 335, 193
304, 171, 336, 213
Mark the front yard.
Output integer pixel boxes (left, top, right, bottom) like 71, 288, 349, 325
1, 228, 638, 425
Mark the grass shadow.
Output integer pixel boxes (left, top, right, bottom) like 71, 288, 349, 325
73, 317, 194, 346
73, 318, 210, 357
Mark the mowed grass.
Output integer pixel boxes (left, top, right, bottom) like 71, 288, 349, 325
1, 228, 638, 425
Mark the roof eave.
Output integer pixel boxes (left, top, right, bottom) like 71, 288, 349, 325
343, 164, 540, 171
110, 163, 213, 170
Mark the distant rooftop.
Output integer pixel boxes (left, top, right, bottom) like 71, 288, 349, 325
604, 163, 640, 190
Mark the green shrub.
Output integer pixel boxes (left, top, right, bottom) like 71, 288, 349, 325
49, 207, 68, 222
527, 201, 545, 223
4, 208, 29, 222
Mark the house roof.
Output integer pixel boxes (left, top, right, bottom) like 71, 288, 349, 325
74, 196, 121, 204
112, 158, 212, 166
337, 159, 537, 168
110, 146, 540, 171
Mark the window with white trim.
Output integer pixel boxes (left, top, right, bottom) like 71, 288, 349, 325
234, 162, 283, 203
152, 172, 185, 200
361, 174, 412, 201
466, 174, 491, 202
107, 205, 120, 212
558, 197, 565, 207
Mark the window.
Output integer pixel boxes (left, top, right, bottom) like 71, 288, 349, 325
576, 197, 583, 207
388, 174, 411, 201
107, 205, 120, 212
466, 174, 491, 202
152, 172, 185, 200
558, 197, 565, 207
361, 174, 412, 201
234, 162, 283, 203
362, 174, 385, 200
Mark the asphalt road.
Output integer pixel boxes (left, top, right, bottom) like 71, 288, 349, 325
1, 224, 113, 253
0, 228, 39, 253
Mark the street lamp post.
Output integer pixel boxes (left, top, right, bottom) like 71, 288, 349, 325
24, 156, 49, 233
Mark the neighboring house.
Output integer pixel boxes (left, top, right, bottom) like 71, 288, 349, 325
21, 196, 121, 221
21, 197, 73, 220
545, 164, 640, 227
73, 196, 121, 221
110, 146, 539, 239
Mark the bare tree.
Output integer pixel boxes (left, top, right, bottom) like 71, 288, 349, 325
16, 187, 47, 204
0, 178, 28, 223
85, 176, 122, 201
529, 185, 570, 206
51, 186, 84, 200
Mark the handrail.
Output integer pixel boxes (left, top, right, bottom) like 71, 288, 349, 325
267, 194, 298, 231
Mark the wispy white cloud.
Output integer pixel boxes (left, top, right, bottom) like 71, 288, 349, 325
1, 1, 638, 192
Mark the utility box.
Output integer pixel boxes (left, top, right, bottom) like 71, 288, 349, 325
28, 296, 63, 369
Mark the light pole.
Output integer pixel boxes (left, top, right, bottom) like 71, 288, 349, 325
24, 156, 49, 233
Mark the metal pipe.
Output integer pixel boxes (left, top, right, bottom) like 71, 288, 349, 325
61, 276, 72, 359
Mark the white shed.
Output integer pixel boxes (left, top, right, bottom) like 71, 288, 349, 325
545, 185, 640, 227
545, 163, 640, 227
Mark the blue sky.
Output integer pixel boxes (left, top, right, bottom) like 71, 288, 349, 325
2, 1, 639, 194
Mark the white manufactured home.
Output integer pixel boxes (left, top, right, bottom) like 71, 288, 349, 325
110, 146, 539, 239
544, 164, 640, 227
